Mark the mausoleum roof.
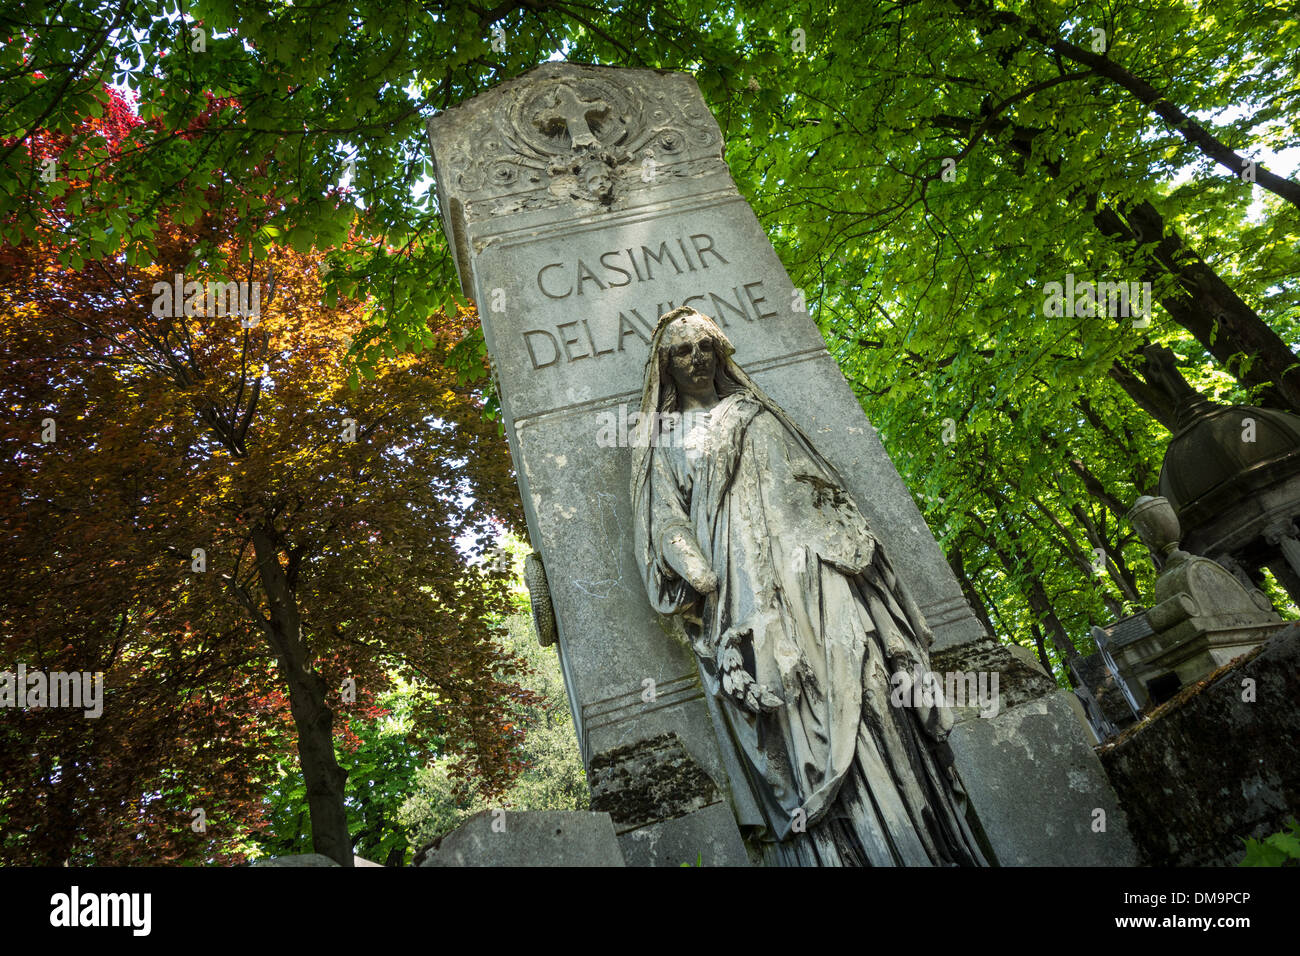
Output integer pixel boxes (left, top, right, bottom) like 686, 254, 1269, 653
1158, 396, 1300, 526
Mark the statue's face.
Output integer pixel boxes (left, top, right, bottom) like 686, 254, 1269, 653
664, 318, 717, 398
583, 165, 612, 199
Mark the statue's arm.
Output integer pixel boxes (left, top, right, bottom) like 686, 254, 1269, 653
649, 449, 717, 595
661, 528, 717, 594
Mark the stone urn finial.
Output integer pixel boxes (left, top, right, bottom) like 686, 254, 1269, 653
1128, 495, 1187, 565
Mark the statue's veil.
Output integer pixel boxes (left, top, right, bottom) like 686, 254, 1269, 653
631, 309, 843, 607
628, 307, 934, 651
630, 306, 846, 495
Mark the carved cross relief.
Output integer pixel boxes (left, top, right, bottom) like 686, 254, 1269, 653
533, 86, 611, 150
435, 68, 719, 211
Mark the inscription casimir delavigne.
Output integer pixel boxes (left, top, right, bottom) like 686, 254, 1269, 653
521, 232, 782, 370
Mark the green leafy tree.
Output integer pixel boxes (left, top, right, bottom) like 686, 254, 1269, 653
710, 0, 1300, 674
252, 681, 435, 866
2, 86, 531, 862
7, 0, 1299, 730
400, 595, 588, 853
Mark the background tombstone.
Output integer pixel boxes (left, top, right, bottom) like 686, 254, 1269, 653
417, 811, 625, 867
426, 62, 1133, 865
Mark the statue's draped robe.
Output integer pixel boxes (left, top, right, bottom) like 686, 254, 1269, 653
640, 391, 985, 866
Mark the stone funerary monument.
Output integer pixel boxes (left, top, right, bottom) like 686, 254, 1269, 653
426, 62, 1134, 866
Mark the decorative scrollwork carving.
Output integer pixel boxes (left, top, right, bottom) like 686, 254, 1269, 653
431, 66, 720, 210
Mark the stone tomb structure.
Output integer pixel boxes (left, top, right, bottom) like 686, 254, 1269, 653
426, 62, 1133, 865
1086, 495, 1291, 723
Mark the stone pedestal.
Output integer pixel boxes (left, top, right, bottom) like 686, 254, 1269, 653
1108, 495, 1292, 710
931, 638, 1137, 865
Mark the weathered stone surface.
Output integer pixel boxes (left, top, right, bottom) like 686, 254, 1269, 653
252, 853, 340, 867
426, 61, 1131, 865
620, 801, 753, 867
588, 731, 719, 832
418, 810, 625, 867
585, 732, 752, 866
1098, 627, 1300, 866
931, 637, 1138, 864
945, 686, 1138, 866
930, 636, 1057, 717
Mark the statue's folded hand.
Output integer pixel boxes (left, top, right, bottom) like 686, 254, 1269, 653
717, 626, 783, 714
788, 466, 877, 573
812, 513, 876, 575
662, 528, 717, 594
691, 568, 719, 594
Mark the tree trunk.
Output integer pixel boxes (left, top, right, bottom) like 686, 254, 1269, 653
1107, 353, 1178, 432
934, 111, 1300, 413
956, 0, 1300, 211
1022, 571, 1081, 687
1091, 201, 1300, 412
1029, 621, 1056, 681
250, 527, 353, 866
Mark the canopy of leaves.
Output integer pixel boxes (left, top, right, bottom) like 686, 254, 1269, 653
4, 4, 1300, 861
399, 598, 588, 854
1, 87, 531, 861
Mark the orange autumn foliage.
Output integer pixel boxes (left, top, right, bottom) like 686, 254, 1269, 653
0, 90, 533, 864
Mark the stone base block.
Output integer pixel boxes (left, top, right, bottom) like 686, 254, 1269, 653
418, 810, 625, 867
619, 802, 752, 867
931, 636, 1137, 865
949, 691, 1137, 865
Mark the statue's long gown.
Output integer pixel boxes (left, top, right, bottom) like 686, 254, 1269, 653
643, 392, 986, 866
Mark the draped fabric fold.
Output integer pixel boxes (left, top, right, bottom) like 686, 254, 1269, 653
630, 309, 987, 867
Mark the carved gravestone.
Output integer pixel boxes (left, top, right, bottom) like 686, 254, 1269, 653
425, 62, 1134, 865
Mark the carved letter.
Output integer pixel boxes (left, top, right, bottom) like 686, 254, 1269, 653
523, 329, 560, 369
709, 289, 751, 326
640, 242, 682, 279
600, 251, 633, 288
743, 281, 778, 319
617, 312, 651, 351
676, 238, 698, 272
626, 248, 645, 282
537, 263, 572, 299
576, 259, 607, 295
583, 318, 614, 356
558, 321, 590, 361
689, 233, 728, 267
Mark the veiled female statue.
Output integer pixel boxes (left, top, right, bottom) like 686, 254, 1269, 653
630, 307, 987, 866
